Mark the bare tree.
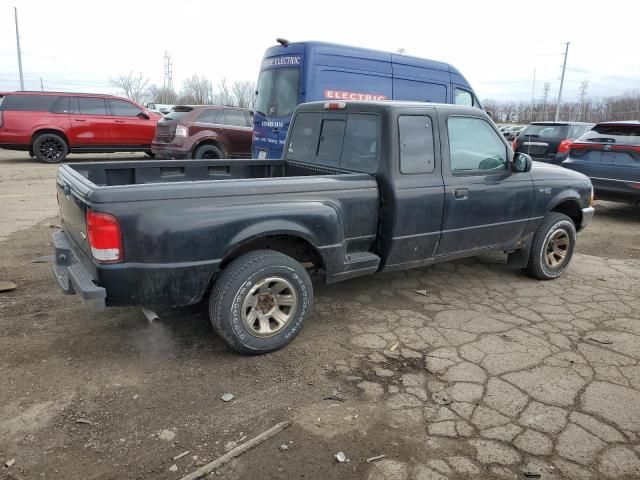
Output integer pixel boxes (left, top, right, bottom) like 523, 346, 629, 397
109, 72, 149, 104
212, 78, 235, 106
146, 84, 178, 105
231, 80, 256, 108
180, 75, 213, 104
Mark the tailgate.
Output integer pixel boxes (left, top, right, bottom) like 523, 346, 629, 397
56, 173, 91, 259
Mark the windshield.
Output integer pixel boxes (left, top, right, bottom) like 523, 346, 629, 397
255, 67, 300, 118
521, 124, 569, 139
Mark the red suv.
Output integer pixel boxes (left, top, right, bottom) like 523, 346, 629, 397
0, 91, 161, 163
151, 105, 253, 159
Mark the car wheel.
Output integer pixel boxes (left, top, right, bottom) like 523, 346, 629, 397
194, 143, 224, 159
209, 249, 313, 355
526, 212, 576, 280
33, 133, 68, 163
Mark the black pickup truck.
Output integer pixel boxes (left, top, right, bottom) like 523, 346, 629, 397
53, 100, 594, 354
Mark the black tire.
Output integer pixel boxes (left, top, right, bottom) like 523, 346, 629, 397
526, 212, 576, 280
32, 133, 68, 163
194, 143, 224, 159
209, 250, 313, 355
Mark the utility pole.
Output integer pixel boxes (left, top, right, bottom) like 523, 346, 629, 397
40, 77, 44, 92
541, 82, 550, 121
397, 48, 406, 55
14, 7, 25, 91
577, 80, 589, 122
554, 42, 570, 122
162, 51, 174, 104
530, 68, 536, 122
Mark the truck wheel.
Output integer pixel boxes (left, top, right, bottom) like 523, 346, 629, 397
209, 249, 313, 354
194, 144, 224, 159
33, 133, 68, 163
526, 212, 576, 280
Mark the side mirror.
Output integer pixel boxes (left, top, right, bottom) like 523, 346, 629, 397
512, 152, 532, 173
138, 111, 150, 120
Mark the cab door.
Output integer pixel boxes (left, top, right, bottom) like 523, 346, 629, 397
67, 97, 115, 146
108, 98, 155, 146
436, 113, 533, 256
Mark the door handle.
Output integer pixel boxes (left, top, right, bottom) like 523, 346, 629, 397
454, 188, 469, 200
73, 119, 86, 122
115, 119, 125, 123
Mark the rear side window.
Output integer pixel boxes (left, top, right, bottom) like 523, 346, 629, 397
399, 115, 435, 174
225, 109, 249, 127
196, 109, 222, 124
110, 99, 142, 117
78, 97, 108, 115
1, 94, 59, 112
286, 112, 380, 172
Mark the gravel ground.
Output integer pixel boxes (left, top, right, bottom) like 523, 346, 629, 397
1, 150, 640, 480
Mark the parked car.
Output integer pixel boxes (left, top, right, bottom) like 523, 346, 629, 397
253, 40, 483, 159
503, 125, 525, 141
0, 91, 161, 163
563, 121, 640, 204
513, 121, 594, 165
151, 105, 253, 159
52, 100, 593, 354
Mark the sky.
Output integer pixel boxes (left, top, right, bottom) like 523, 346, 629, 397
1, 0, 639, 103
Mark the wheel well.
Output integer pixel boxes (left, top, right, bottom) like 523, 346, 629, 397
31, 129, 69, 148
192, 139, 226, 157
220, 235, 324, 271
551, 200, 582, 228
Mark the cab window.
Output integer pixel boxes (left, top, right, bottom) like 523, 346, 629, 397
448, 116, 507, 172
399, 115, 435, 174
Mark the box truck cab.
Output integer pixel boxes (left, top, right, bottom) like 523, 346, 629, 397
252, 40, 482, 159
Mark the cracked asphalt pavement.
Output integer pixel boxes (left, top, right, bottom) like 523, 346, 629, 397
1, 151, 640, 479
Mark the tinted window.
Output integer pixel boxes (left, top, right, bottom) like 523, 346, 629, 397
341, 114, 379, 172
110, 99, 142, 117
454, 89, 473, 107
196, 109, 222, 124
286, 112, 322, 161
286, 112, 380, 172
448, 117, 507, 172
53, 97, 70, 113
78, 97, 108, 115
161, 108, 192, 123
521, 124, 569, 139
399, 115, 435, 174
581, 124, 640, 146
225, 109, 249, 127
316, 119, 345, 164
1, 94, 59, 112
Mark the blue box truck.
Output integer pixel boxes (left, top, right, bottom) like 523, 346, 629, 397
252, 40, 482, 159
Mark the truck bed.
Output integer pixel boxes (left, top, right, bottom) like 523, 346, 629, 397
55, 158, 381, 307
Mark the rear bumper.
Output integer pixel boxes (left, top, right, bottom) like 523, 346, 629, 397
151, 141, 191, 159
52, 231, 106, 312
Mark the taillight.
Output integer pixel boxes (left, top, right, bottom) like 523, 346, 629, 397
86, 210, 123, 263
558, 139, 572, 154
175, 124, 188, 137
512, 139, 517, 151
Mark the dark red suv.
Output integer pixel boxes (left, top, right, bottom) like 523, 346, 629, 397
0, 91, 161, 163
151, 105, 253, 159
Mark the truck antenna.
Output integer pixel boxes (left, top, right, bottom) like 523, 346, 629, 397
276, 38, 290, 47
